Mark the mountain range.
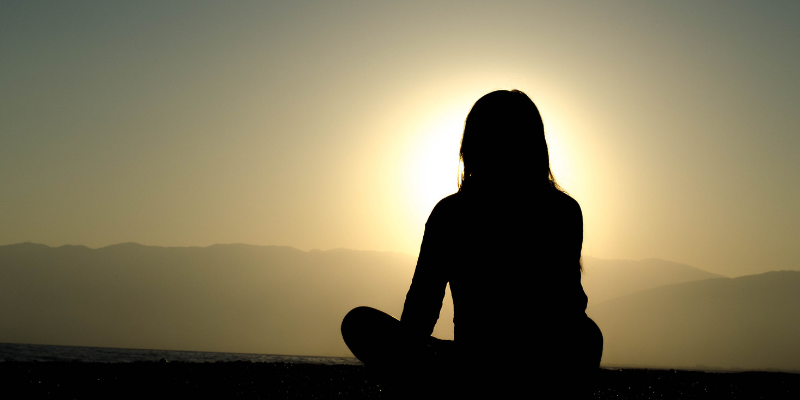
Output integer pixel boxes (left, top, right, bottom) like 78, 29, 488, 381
0, 242, 797, 371
580, 257, 726, 306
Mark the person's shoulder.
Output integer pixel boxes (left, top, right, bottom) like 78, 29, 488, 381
554, 190, 580, 208
435, 192, 462, 208
552, 190, 582, 218
427, 192, 462, 224
559, 192, 583, 230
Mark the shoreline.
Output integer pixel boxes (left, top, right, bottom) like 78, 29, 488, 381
2, 361, 798, 399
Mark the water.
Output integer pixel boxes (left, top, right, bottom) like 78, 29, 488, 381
0, 342, 361, 365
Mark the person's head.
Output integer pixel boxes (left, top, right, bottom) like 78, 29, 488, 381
458, 89, 559, 192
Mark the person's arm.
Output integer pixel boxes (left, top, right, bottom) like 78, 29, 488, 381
400, 199, 451, 339
571, 197, 589, 312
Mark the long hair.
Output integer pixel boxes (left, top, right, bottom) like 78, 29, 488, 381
457, 89, 561, 192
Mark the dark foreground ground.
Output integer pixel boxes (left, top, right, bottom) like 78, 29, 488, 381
2, 361, 798, 399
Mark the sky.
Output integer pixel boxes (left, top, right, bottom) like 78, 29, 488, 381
1, 1, 798, 277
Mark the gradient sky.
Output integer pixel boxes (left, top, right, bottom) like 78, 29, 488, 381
2, 1, 798, 277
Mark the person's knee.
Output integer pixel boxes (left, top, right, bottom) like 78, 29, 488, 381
342, 306, 372, 340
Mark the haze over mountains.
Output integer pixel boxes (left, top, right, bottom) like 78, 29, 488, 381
588, 271, 800, 372
0, 243, 416, 358
1, 243, 798, 371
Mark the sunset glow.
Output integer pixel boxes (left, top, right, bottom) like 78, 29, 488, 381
1, 1, 798, 278
403, 106, 464, 223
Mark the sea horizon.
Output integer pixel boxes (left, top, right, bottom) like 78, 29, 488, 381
0, 342, 361, 365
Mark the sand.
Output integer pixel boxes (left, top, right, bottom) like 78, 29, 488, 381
1, 361, 798, 399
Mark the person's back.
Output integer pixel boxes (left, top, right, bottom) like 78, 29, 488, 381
402, 185, 590, 396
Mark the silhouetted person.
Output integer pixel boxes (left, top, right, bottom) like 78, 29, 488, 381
342, 90, 603, 399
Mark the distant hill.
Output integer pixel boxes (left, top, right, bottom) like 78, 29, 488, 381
581, 257, 726, 306
588, 271, 800, 371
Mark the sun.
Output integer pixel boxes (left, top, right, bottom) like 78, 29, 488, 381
403, 107, 465, 223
